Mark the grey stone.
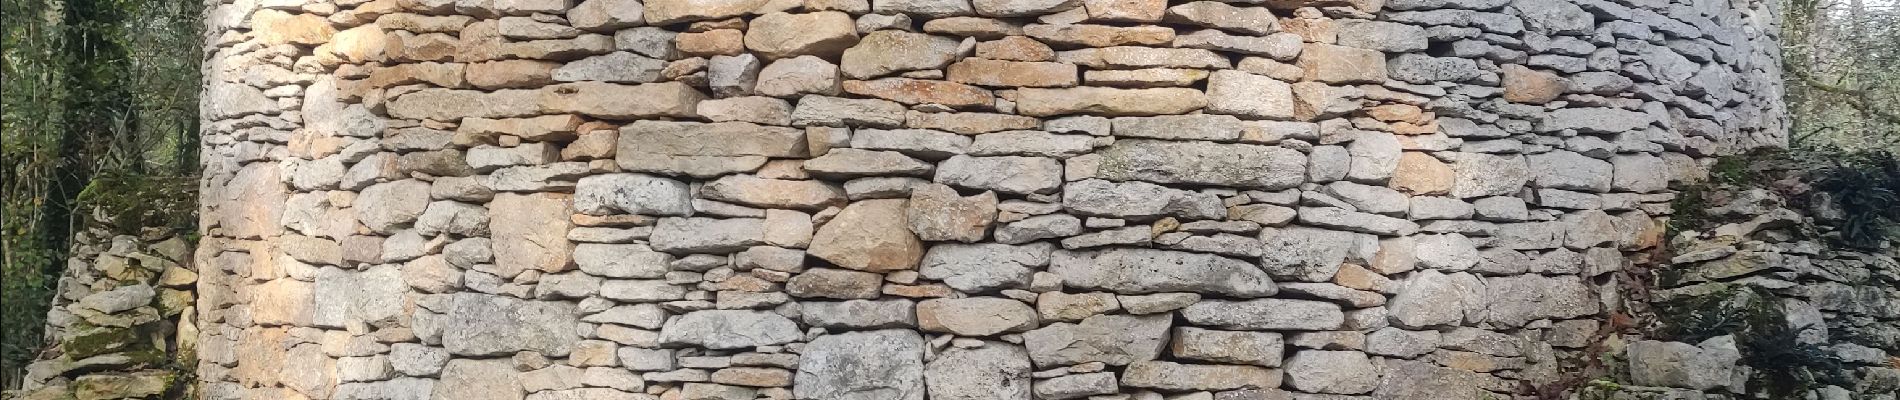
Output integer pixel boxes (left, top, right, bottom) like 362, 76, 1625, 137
554, 52, 664, 83
917, 297, 1040, 336
1022, 313, 1171, 367
993, 214, 1082, 244
1062, 179, 1225, 220
795, 330, 927, 400
802, 299, 918, 329
1484, 274, 1599, 327
434, 359, 525, 400
919, 242, 1054, 292
1050, 248, 1276, 297
1283, 350, 1377, 394
441, 293, 580, 357
1180, 299, 1343, 331
1258, 226, 1377, 282
1170, 327, 1284, 367
1121, 361, 1281, 392
935, 155, 1064, 194
925, 343, 1033, 400
660, 310, 802, 349
1095, 139, 1306, 189
1034, 372, 1117, 400
1387, 270, 1485, 329
650, 217, 766, 253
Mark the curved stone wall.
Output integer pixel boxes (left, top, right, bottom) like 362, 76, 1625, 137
194, 0, 1789, 398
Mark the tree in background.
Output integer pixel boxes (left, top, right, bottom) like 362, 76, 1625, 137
1, 0, 200, 388
1785, 0, 1900, 150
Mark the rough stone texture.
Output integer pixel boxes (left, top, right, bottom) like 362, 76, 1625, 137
178, 0, 1810, 399
795, 330, 926, 400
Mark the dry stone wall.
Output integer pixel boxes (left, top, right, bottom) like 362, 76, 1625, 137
193, 0, 1789, 398
16, 227, 196, 399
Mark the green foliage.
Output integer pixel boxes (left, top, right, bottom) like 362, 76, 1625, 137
1655, 287, 1843, 397
2, 0, 201, 387
1802, 146, 1900, 246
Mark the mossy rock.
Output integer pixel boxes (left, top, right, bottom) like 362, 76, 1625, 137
61, 326, 140, 360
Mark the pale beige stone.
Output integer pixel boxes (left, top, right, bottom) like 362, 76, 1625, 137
745, 12, 861, 59
808, 199, 925, 271
1014, 87, 1207, 117
1390, 152, 1453, 195
945, 59, 1078, 88
842, 78, 995, 109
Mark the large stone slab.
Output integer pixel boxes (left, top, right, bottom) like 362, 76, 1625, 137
925, 342, 1032, 400
313, 265, 407, 328
1015, 87, 1207, 116
1094, 139, 1305, 189
796, 330, 927, 400
1061, 179, 1224, 220
660, 310, 802, 349
918, 242, 1053, 293
809, 199, 925, 271
1050, 248, 1276, 297
615, 120, 807, 178
434, 359, 525, 400
442, 293, 581, 357
1180, 299, 1343, 331
1022, 313, 1170, 368
489, 193, 574, 276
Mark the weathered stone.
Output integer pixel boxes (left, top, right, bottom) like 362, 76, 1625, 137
616, 120, 805, 178
919, 242, 1053, 292
1174, 30, 1302, 59
1283, 350, 1377, 394
1022, 313, 1170, 367
1501, 64, 1566, 104
314, 265, 407, 328
1165, 1, 1278, 35
1094, 139, 1305, 189
934, 155, 1064, 194
661, 310, 802, 349
442, 293, 580, 357
642, 0, 771, 24
1387, 270, 1484, 329
1015, 87, 1207, 116
1484, 274, 1599, 327
573, 173, 693, 216
1297, 44, 1387, 84
1446, 152, 1530, 199
1062, 179, 1224, 220
874, 0, 977, 17
698, 96, 794, 125
843, 78, 995, 109
1204, 70, 1294, 119
357, 179, 430, 234
552, 52, 664, 83
803, 299, 918, 329
917, 297, 1040, 336
810, 199, 926, 271
756, 56, 843, 97
650, 217, 767, 253
946, 59, 1080, 88
1050, 248, 1276, 297
925, 343, 1033, 400
746, 12, 861, 59
792, 95, 909, 128
1121, 361, 1281, 392
569, 0, 645, 30
489, 193, 574, 275
787, 268, 883, 299
701, 175, 848, 211
1170, 327, 1284, 367
805, 149, 936, 177
1390, 152, 1454, 195
905, 184, 998, 242
1180, 299, 1343, 331
841, 31, 965, 79
1023, 24, 1173, 47
1034, 372, 1117, 400
795, 330, 927, 400
1626, 337, 1742, 391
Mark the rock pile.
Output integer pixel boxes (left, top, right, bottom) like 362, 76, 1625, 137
15, 228, 196, 400
187, 0, 1793, 398
1596, 185, 1900, 399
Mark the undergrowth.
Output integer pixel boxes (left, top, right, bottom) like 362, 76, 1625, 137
1654, 287, 1843, 396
